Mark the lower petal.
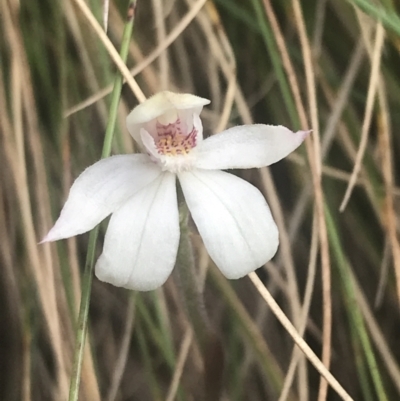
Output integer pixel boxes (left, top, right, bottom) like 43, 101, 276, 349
95, 172, 179, 291
179, 170, 278, 279
42, 154, 161, 242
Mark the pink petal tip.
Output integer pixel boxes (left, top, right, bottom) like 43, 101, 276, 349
298, 129, 312, 140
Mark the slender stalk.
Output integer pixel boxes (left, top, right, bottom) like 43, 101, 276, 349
102, 1, 137, 158
348, 0, 400, 38
248, 272, 353, 401
174, 203, 210, 346
136, 323, 164, 401
67, 228, 99, 401
210, 268, 293, 399
68, 3, 138, 401
173, 199, 224, 401
250, 0, 300, 128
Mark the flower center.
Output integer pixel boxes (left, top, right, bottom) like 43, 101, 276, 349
154, 119, 197, 156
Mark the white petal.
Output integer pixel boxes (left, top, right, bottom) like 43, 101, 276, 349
42, 155, 161, 242
194, 124, 310, 170
192, 112, 204, 143
179, 170, 279, 278
95, 172, 179, 291
140, 128, 160, 160
127, 92, 210, 145
127, 91, 210, 126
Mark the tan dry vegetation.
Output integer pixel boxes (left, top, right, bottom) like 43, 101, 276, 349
1, 0, 400, 400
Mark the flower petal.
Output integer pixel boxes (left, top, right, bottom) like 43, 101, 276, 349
127, 91, 210, 144
179, 169, 279, 278
140, 128, 160, 160
194, 124, 310, 170
95, 172, 179, 291
192, 111, 204, 143
127, 91, 210, 126
42, 155, 161, 242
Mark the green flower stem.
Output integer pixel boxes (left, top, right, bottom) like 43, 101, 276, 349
209, 268, 295, 400
175, 203, 210, 346
136, 323, 164, 401
68, 3, 137, 401
174, 199, 224, 401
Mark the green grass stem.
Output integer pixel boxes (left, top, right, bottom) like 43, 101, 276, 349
325, 204, 389, 401
250, 0, 300, 128
67, 3, 137, 401
348, 0, 400, 38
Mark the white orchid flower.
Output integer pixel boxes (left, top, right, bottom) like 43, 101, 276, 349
42, 91, 309, 291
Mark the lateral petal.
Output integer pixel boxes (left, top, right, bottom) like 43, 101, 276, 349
194, 124, 309, 170
42, 155, 161, 242
95, 172, 179, 291
179, 169, 279, 278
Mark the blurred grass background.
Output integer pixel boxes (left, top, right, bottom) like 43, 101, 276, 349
1, 0, 400, 400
